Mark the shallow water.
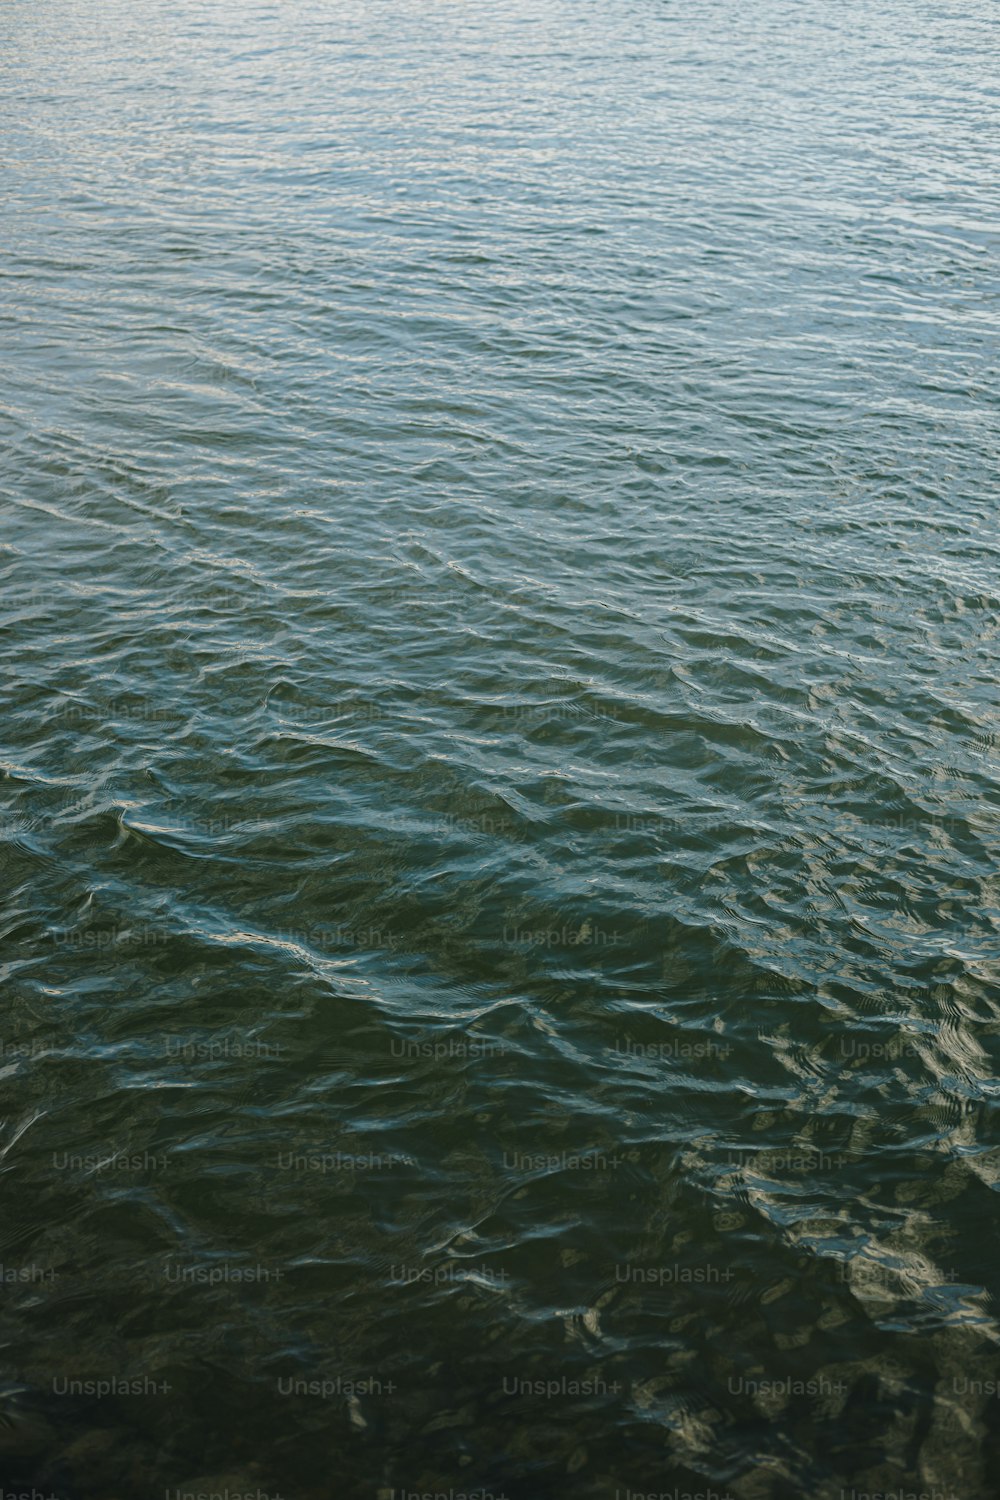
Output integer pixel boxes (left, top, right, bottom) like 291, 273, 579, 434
2, 0, 999, 1495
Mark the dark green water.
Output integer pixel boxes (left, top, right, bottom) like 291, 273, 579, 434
2, 0, 999, 1495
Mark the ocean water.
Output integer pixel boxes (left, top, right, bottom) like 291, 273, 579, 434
2, 0, 999, 1494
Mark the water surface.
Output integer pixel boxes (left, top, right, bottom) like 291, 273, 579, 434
2, 0, 999, 1494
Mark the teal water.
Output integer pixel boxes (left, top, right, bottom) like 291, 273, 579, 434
2, 0, 999, 1495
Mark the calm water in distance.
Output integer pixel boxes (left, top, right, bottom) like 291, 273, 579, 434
2, 0, 999, 1494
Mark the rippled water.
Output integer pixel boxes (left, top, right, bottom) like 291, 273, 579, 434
2, 0, 999, 1494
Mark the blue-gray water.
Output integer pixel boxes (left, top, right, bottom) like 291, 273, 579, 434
2, 0, 999, 1495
